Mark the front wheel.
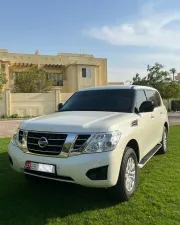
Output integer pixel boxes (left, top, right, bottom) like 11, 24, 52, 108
108, 147, 138, 202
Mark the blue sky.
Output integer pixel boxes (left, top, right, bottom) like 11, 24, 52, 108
1, 0, 180, 82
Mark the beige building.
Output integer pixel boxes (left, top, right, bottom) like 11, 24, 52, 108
175, 73, 180, 81
107, 82, 124, 85
0, 49, 107, 93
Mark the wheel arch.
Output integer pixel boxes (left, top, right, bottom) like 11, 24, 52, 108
126, 139, 140, 163
164, 122, 169, 133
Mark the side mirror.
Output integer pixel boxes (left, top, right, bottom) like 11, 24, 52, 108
139, 101, 154, 113
57, 103, 63, 112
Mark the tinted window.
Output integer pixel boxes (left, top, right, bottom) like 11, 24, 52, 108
154, 91, 161, 107
82, 68, 92, 78
145, 90, 154, 102
82, 68, 86, 77
145, 90, 161, 108
134, 90, 147, 113
61, 89, 134, 113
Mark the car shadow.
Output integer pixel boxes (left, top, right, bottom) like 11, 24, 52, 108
0, 152, 118, 225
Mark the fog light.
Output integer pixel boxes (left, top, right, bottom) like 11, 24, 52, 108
86, 166, 108, 180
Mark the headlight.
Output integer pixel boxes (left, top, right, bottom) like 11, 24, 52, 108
11, 129, 19, 146
11, 129, 28, 148
83, 131, 121, 153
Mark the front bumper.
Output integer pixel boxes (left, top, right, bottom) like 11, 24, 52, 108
8, 142, 124, 188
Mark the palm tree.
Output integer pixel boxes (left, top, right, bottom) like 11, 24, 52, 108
170, 68, 176, 81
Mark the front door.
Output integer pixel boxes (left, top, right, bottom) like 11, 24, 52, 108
134, 90, 155, 158
144, 90, 163, 146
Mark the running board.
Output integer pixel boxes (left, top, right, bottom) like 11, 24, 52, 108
138, 143, 162, 168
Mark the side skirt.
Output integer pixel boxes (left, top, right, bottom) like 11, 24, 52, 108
138, 143, 162, 168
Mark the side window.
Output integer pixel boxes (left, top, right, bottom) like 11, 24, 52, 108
154, 91, 161, 107
145, 90, 154, 102
145, 90, 161, 108
134, 90, 147, 112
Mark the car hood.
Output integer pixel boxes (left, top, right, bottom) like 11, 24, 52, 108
20, 111, 137, 133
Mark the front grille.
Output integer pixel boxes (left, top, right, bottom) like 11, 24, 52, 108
73, 135, 91, 150
27, 132, 67, 155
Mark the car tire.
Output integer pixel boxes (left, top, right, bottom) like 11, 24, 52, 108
108, 147, 138, 202
158, 127, 168, 154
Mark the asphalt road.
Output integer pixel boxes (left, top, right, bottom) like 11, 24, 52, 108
0, 113, 180, 138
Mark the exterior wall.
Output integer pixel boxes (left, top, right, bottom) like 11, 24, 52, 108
175, 74, 180, 81
77, 65, 96, 90
0, 93, 5, 116
65, 65, 78, 92
60, 80, 68, 92
107, 82, 124, 85
60, 93, 73, 103
96, 58, 107, 86
10, 92, 56, 116
0, 89, 73, 117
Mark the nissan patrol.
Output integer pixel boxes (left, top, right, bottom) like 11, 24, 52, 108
8, 85, 169, 201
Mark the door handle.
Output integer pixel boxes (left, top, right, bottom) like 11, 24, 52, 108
151, 115, 154, 119
160, 112, 163, 115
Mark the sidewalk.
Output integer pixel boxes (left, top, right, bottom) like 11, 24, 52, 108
0, 120, 24, 138
168, 112, 180, 117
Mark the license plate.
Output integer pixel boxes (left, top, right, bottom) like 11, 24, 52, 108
25, 161, 55, 173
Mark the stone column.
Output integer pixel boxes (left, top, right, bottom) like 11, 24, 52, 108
5, 89, 11, 116
54, 87, 61, 111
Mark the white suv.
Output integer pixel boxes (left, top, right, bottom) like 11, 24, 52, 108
8, 85, 169, 201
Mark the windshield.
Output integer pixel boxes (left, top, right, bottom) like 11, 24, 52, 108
60, 89, 134, 113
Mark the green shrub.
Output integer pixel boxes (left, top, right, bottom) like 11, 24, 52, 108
10, 114, 19, 118
0, 114, 40, 119
0, 114, 8, 119
23, 115, 32, 118
171, 100, 180, 111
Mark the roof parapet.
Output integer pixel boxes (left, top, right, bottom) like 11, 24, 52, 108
0, 49, 8, 53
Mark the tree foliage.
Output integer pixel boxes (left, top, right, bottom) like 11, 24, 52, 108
0, 69, 7, 98
12, 67, 54, 93
132, 63, 180, 99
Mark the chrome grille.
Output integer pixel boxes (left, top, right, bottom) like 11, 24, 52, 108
27, 132, 67, 155
73, 135, 91, 150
